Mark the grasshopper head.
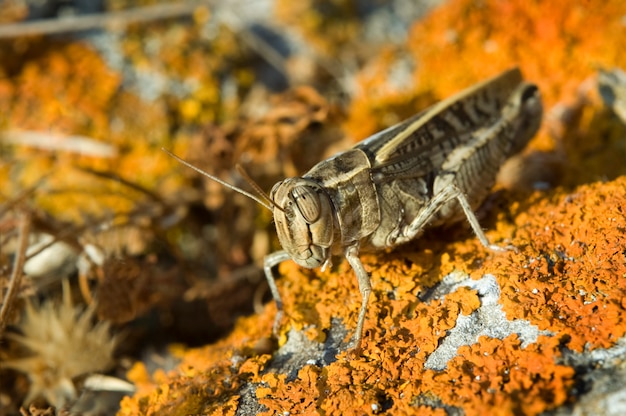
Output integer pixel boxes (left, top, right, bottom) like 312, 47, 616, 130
270, 178, 334, 269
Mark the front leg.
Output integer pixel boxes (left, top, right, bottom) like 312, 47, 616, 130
344, 244, 371, 353
264, 250, 291, 336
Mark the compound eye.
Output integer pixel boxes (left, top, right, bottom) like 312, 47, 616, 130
291, 186, 321, 223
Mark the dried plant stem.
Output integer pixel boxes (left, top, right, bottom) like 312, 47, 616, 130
0, 212, 31, 338
0, 1, 208, 38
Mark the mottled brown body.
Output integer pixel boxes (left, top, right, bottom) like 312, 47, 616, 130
266, 68, 542, 351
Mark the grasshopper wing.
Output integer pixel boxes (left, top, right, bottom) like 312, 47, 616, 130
357, 68, 524, 182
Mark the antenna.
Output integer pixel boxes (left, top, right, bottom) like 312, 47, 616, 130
236, 164, 284, 212
162, 148, 274, 211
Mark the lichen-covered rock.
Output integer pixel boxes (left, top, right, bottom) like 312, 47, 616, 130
118, 175, 626, 416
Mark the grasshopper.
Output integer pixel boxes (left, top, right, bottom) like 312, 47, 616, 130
166, 67, 542, 352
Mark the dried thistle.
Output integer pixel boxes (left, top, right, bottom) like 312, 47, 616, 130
3, 281, 118, 408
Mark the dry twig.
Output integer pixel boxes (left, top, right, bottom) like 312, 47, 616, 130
0, 211, 31, 337
0, 1, 208, 38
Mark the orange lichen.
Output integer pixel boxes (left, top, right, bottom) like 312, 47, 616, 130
0, 41, 177, 225
1, 43, 120, 134
118, 309, 275, 416
409, 0, 626, 108
257, 366, 324, 415
485, 177, 626, 352
419, 335, 575, 416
